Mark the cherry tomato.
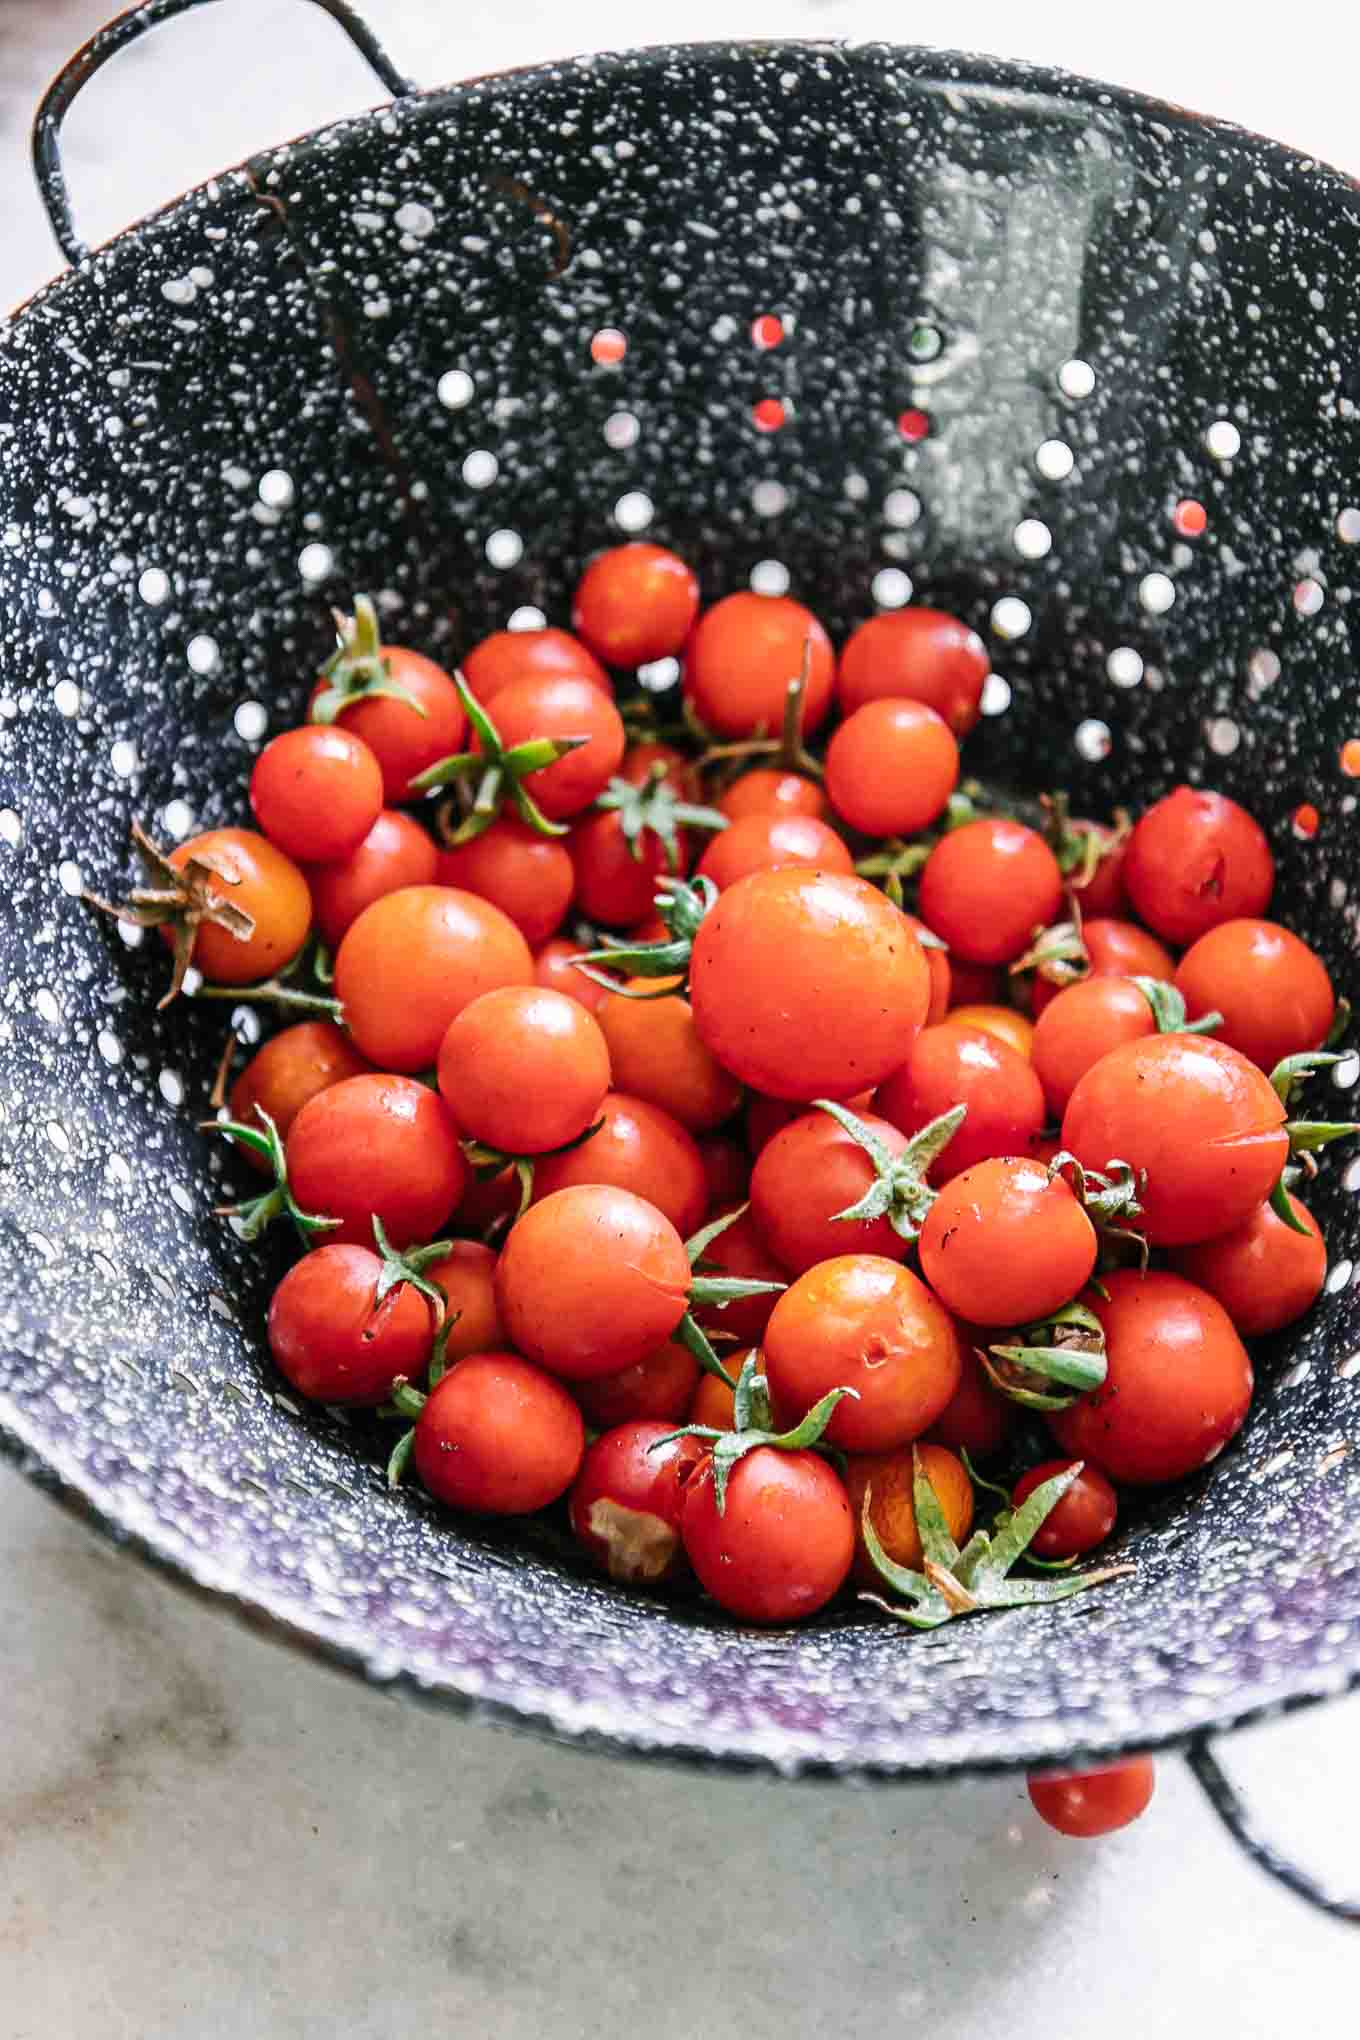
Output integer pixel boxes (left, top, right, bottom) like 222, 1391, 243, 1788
1049, 1268, 1253, 1484
574, 1340, 700, 1429
750, 1108, 912, 1274
844, 1442, 973, 1586
925, 1344, 1015, 1460
570, 807, 680, 928
249, 724, 383, 865
697, 1133, 750, 1210
531, 1090, 707, 1237
437, 985, 610, 1154
572, 543, 701, 666
1069, 823, 1128, 918
267, 1243, 433, 1404
412, 1353, 585, 1514
902, 914, 951, 1024
461, 625, 608, 704
334, 884, 532, 1071
229, 1020, 372, 1169
1175, 918, 1334, 1072
308, 808, 438, 948
1123, 786, 1274, 946
166, 829, 312, 985
482, 673, 626, 820
680, 1447, 854, 1623
683, 592, 834, 738
945, 1004, 1035, 1061
495, 1184, 693, 1380
618, 741, 693, 795
1032, 975, 1158, 1119
687, 1363, 739, 1431
534, 936, 615, 1013
1169, 1193, 1326, 1337
456, 1164, 522, 1238
919, 1158, 1098, 1327
763, 1255, 964, 1452
285, 1073, 468, 1248
569, 1421, 705, 1584
824, 699, 960, 839
1061, 1034, 1289, 1246
436, 819, 575, 948
1027, 919, 1176, 1018
918, 819, 1064, 966
717, 767, 830, 824
875, 1025, 1046, 1184
309, 648, 468, 805
947, 958, 1000, 1008
690, 1208, 786, 1350
836, 607, 989, 734
690, 870, 932, 1101
1028, 1758, 1156, 1837
597, 979, 743, 1132
1012, 1459, 1117, 1558
696, 811, 852, 891
422, 1239, 505, 1367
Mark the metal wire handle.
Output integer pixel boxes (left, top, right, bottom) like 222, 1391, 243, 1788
31, 0, 413, 266
1187, 1733, 1360, 1924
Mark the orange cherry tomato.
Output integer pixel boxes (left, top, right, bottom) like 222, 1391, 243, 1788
918, 1157, 1098, 1327
844, 1442, 974, 1586
717, 767, 830, 824
683, 591, 834, 738
267, 1243, 433, 1405
249, 724, 383, 865
531, 1090, 707, 1237
534, 936, 615, 1013
309, 808, 438, 949
461, 625, 608, 704
437, 985, 610, 1154
945, 1003, 1035, 1060
166, 828, 312, 985
573, 1340, 700, 1429
1031, 975, 1157, 1119
570, 807, 681, 928
572, 543, 701, 666
918, 818, 1064, 967
695, 811, 852, 891
334, 884, 533, 1071
1169, 1193, 1326, 1336
1028, 1758, 1156, 1837
597, 979, 743, 1132
687, 1363, 739, 1431
229, 1020, 373, 1170
422, 1239, 505, 1366
436, 819, 575, 948
413, 1353, 585, 1514
1012, 1460, 1117, 1558
285, 1072, 468, 1249
680, 1447, 854, 1623
308, 647, 468, 805
1175, 918, 1334, 1071
836, 607, 989, 734
1124, 786, 1274, 946
825, 699, 960, 838
875, 1025, 1045, 1184
481, 673, 626, 821
750, 1108, 912, 1274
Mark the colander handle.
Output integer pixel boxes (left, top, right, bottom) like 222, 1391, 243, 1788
32, 0, 413, 267
1186, 1732, 1360, 1924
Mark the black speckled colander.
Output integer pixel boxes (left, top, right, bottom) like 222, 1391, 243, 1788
3, 0, 1359, 1918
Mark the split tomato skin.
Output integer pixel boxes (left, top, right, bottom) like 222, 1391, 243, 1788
1028, 1758, 1156, 1837
436, 819, 575, 948
308, 649, 468, 805
249, 724, 384, 865
569, 1421, 705, 1585
461, 625, 608, 704
875, 1024, 1046, 1184
750, 1108, 913, 1273
530, 1091, 707, 1238
267, 1243, 433, 1405
680, 1447, 854, 1624
695, 811, 853, 891
309, 808, 438, 948
918, 1158, 1098, 1328
572, 543, 701, 667
1123, 786, 1274, 946
844, 1442, 973, 1587
1012, 1460, 1117, 1558
835, 607, 989, 734
228, 1021, 373, 1167
918, 819, 1064, 967
1174, 917, 1334, 1072
285, 1072, 468, 1249
436, 985, 611, 1155
1169, 1193, 1326, 1337
166, 828, 312, 985
683, 591, 835, 739
412, 1353, 585, 1515
334, 884, 533, 1072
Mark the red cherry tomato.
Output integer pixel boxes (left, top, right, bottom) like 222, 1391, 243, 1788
572, 543, 701, 667
570, 807, 680, 928
618, 741, 693, 794
597, 979, 743, 1133
534, 936, 615, 1013
1028, 918, 1177, 1018
437, 985, 610, 1154
902, 913, 951, 1023
1012, 1459, 1118, 1557
745, 1093, 800, 1155
1048, 1268, 1253, 1484
844, 1443, 974, 1586
689, 1206, 787, 1351
836, 607, 989, 734
334, 884, 533, 1071
680, 1447, 854, 1623
690, 870, 932, 1101
947, 958, 1000, 1008
750, 1108, 912, 1274
461, 625, 608, 705
683, 592, 834, 739
569, 1421, 705, 1584
436, 819, 575, 948
919, 819, 1064, 966
875, 1025, 1046, 1184
249, 724, 383, 865
573, 1340, 700, 1429
1123, 786, 1274, 945
696, 811, 852, 891
308, 808, 437, 948
918, 1158, 1098, 1327
309, 648, 468, 805
697, 1133, 750, 1210
925, 1344, 1015, 1459
229, 1020, 373, 1168
285, 1073, 468, 1248
717, 767, 830, 824
166, 829, 312, 985
495, 1184, 693, 1380
531, 1090, 707, 1237
1061, 1034, 1289, 1247
763, 1255, 964, 1452
412, 1353, 585, 1514
824, 699, 960, 839
1031, 975, 1158, 1119
267, 1243, 434, 1405
1028, 1758, 1156, 1837
421, 1239, 505, 1366
1175, 918, 1334, 1071
1169, 1193, 1326, 1337
482, 673, 626, 820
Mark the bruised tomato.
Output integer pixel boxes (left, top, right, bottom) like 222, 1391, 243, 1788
569, 1421, 705, 1585
1123, 787, 1273, 946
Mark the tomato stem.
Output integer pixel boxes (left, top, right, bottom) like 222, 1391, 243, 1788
570, 874, 718, 994
389, 1377, 428, 1421
672, 1311, 736, 1389
84, 820, 258, 1009
192, 977, 344, 1021
200, 1103, 341, 1250
814, 1097, 965, 1242
410, 673, 585, 840
651, 1351, 858, 1511
386, 1427, 416, 1488
594, 764, 729, 871
311, 595, 429, 724
981, 1302, 1107, 1410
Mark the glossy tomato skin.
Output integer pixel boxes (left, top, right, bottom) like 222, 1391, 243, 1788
1027, 918, 1177, 1018
918, 1158, 1098, 1327
309, 808, 438, 948
683, 591, 835, 739
1169, 1193, 1326, 1337
412, 1353, 585, 1514
696, 812, 852, 891
1175, 918, 1334, 1071
572, 543, 701, 667
1012, 1459, 1117, 1558
484, 673, 626, 820
717, 768, 829, 824
902, 914, 951, 1023
1061, 1034, 1289, 1246
573, 1340, 700, 1429
836, 607, 989, 734
495, 1185, 693, 1380
1028, 1758, 1156, 1837
569, 808, 678, 928
924, 1344, 1015, 1459
824, 699, 960, 839
1031, 975, 1157, 1119
1124, 786, 1274, 946
597, 980, 743, 1132
763, 1255, 964, 1453
750, 1108, 912, 1273
568, 1421, 706, 1584
167, 829, 312, 984
267, 1243, 433, 1404
309, 648, 468, 805
534, 936, 615, 1013
680, 1448, 854, 1623
334, 884, 533, 1071
461, 625, 608, 704
229, 1020, 373, 1170
946, 1004, 1035, 1061
919, 818, 1064, 967
249, 725, 383, 865
875, 1025, 1046, 1184
436, 985, 611, 1154
436, 820, 575, 948
1049, 1268, 1253, 1484
531, 1091, 707, 1238
285, 1073, 468, 1249
421, 1240, 504, 1367
689, 1207, 787, 1349
844, 1442, 973, 1586
690, 870, 932, 1102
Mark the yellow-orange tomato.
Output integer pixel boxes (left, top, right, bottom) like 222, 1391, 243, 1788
423, 1240, 505, 1366
687, 1364, 741, 1432
229, 1021, 373, 1172
844, 1443, 974, 1586
945, 1003, 1035, 1060
597, 978, 743, 1132
166, 828, 312, 985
